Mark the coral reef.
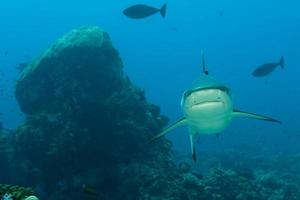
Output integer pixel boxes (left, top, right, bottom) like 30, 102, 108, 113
0, 130, 14, 183
11, 26, 170, 199
0, 184, 36, 200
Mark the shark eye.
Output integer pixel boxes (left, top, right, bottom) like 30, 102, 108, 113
219, 87, 231, 97
184, 91, 192, 99
220, 87, 229, 93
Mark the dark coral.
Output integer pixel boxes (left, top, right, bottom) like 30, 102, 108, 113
0, 184, 34, 200
12, 26, 171, 199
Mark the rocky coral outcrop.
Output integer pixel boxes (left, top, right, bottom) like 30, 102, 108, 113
15, 27, 125, 115
0, 184, 36, 200
12, 26, 169, 199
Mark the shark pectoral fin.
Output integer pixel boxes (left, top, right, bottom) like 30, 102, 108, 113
189, 129, 198, 162
233, 109, 281, 123
149, 117, 187, 142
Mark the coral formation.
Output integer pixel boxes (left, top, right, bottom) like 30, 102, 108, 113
23, 196, 38, 200
0, 184, 35, 200
12, 26, 170, 199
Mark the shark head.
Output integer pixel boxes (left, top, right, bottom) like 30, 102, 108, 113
181, 75, 233, 134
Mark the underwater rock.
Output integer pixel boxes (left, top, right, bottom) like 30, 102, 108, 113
11, 26, 171, 200
256, 171, 281, 189
0, 130, 14, 183
177, 161, 191, 174
24, 196, 39, 200
15, 26, 125, 115
0, 184, 35, 200
200, 168, 260, 199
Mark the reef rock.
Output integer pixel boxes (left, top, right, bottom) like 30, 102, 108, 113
0, 184, 35, 200
12, 26, 170, 200
15, 26, 125, 115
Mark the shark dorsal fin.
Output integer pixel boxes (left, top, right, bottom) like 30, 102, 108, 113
202, 51, 209, 75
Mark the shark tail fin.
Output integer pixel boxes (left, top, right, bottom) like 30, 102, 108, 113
160, 3, 167, 18
149, 117, 187, 142
233, 109, 281, 123
279, 56, 284, 69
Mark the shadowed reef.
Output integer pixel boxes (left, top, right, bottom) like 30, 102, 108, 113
12, 26, 171, 199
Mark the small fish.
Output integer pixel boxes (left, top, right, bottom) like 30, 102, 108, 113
4, 51, 8, 56
123, 3, 167, 19
252, 56, 284, 77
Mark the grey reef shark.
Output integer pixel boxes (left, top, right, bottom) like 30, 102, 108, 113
150, 53, 281, 161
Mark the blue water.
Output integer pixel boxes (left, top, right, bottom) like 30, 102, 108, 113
0, 0, 299, 156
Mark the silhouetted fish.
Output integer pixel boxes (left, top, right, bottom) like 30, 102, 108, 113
123, 4, 167, 19
252, 56, 284, 77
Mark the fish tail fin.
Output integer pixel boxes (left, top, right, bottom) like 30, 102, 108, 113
279, 56, 284, 69
160, 3, 167, 18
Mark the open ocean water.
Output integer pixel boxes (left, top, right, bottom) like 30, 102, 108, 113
0, 0, 299, 199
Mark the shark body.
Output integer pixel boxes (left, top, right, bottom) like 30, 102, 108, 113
151, 56, 280, 161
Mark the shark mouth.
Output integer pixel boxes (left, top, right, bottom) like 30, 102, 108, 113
192, 100, 224, 108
